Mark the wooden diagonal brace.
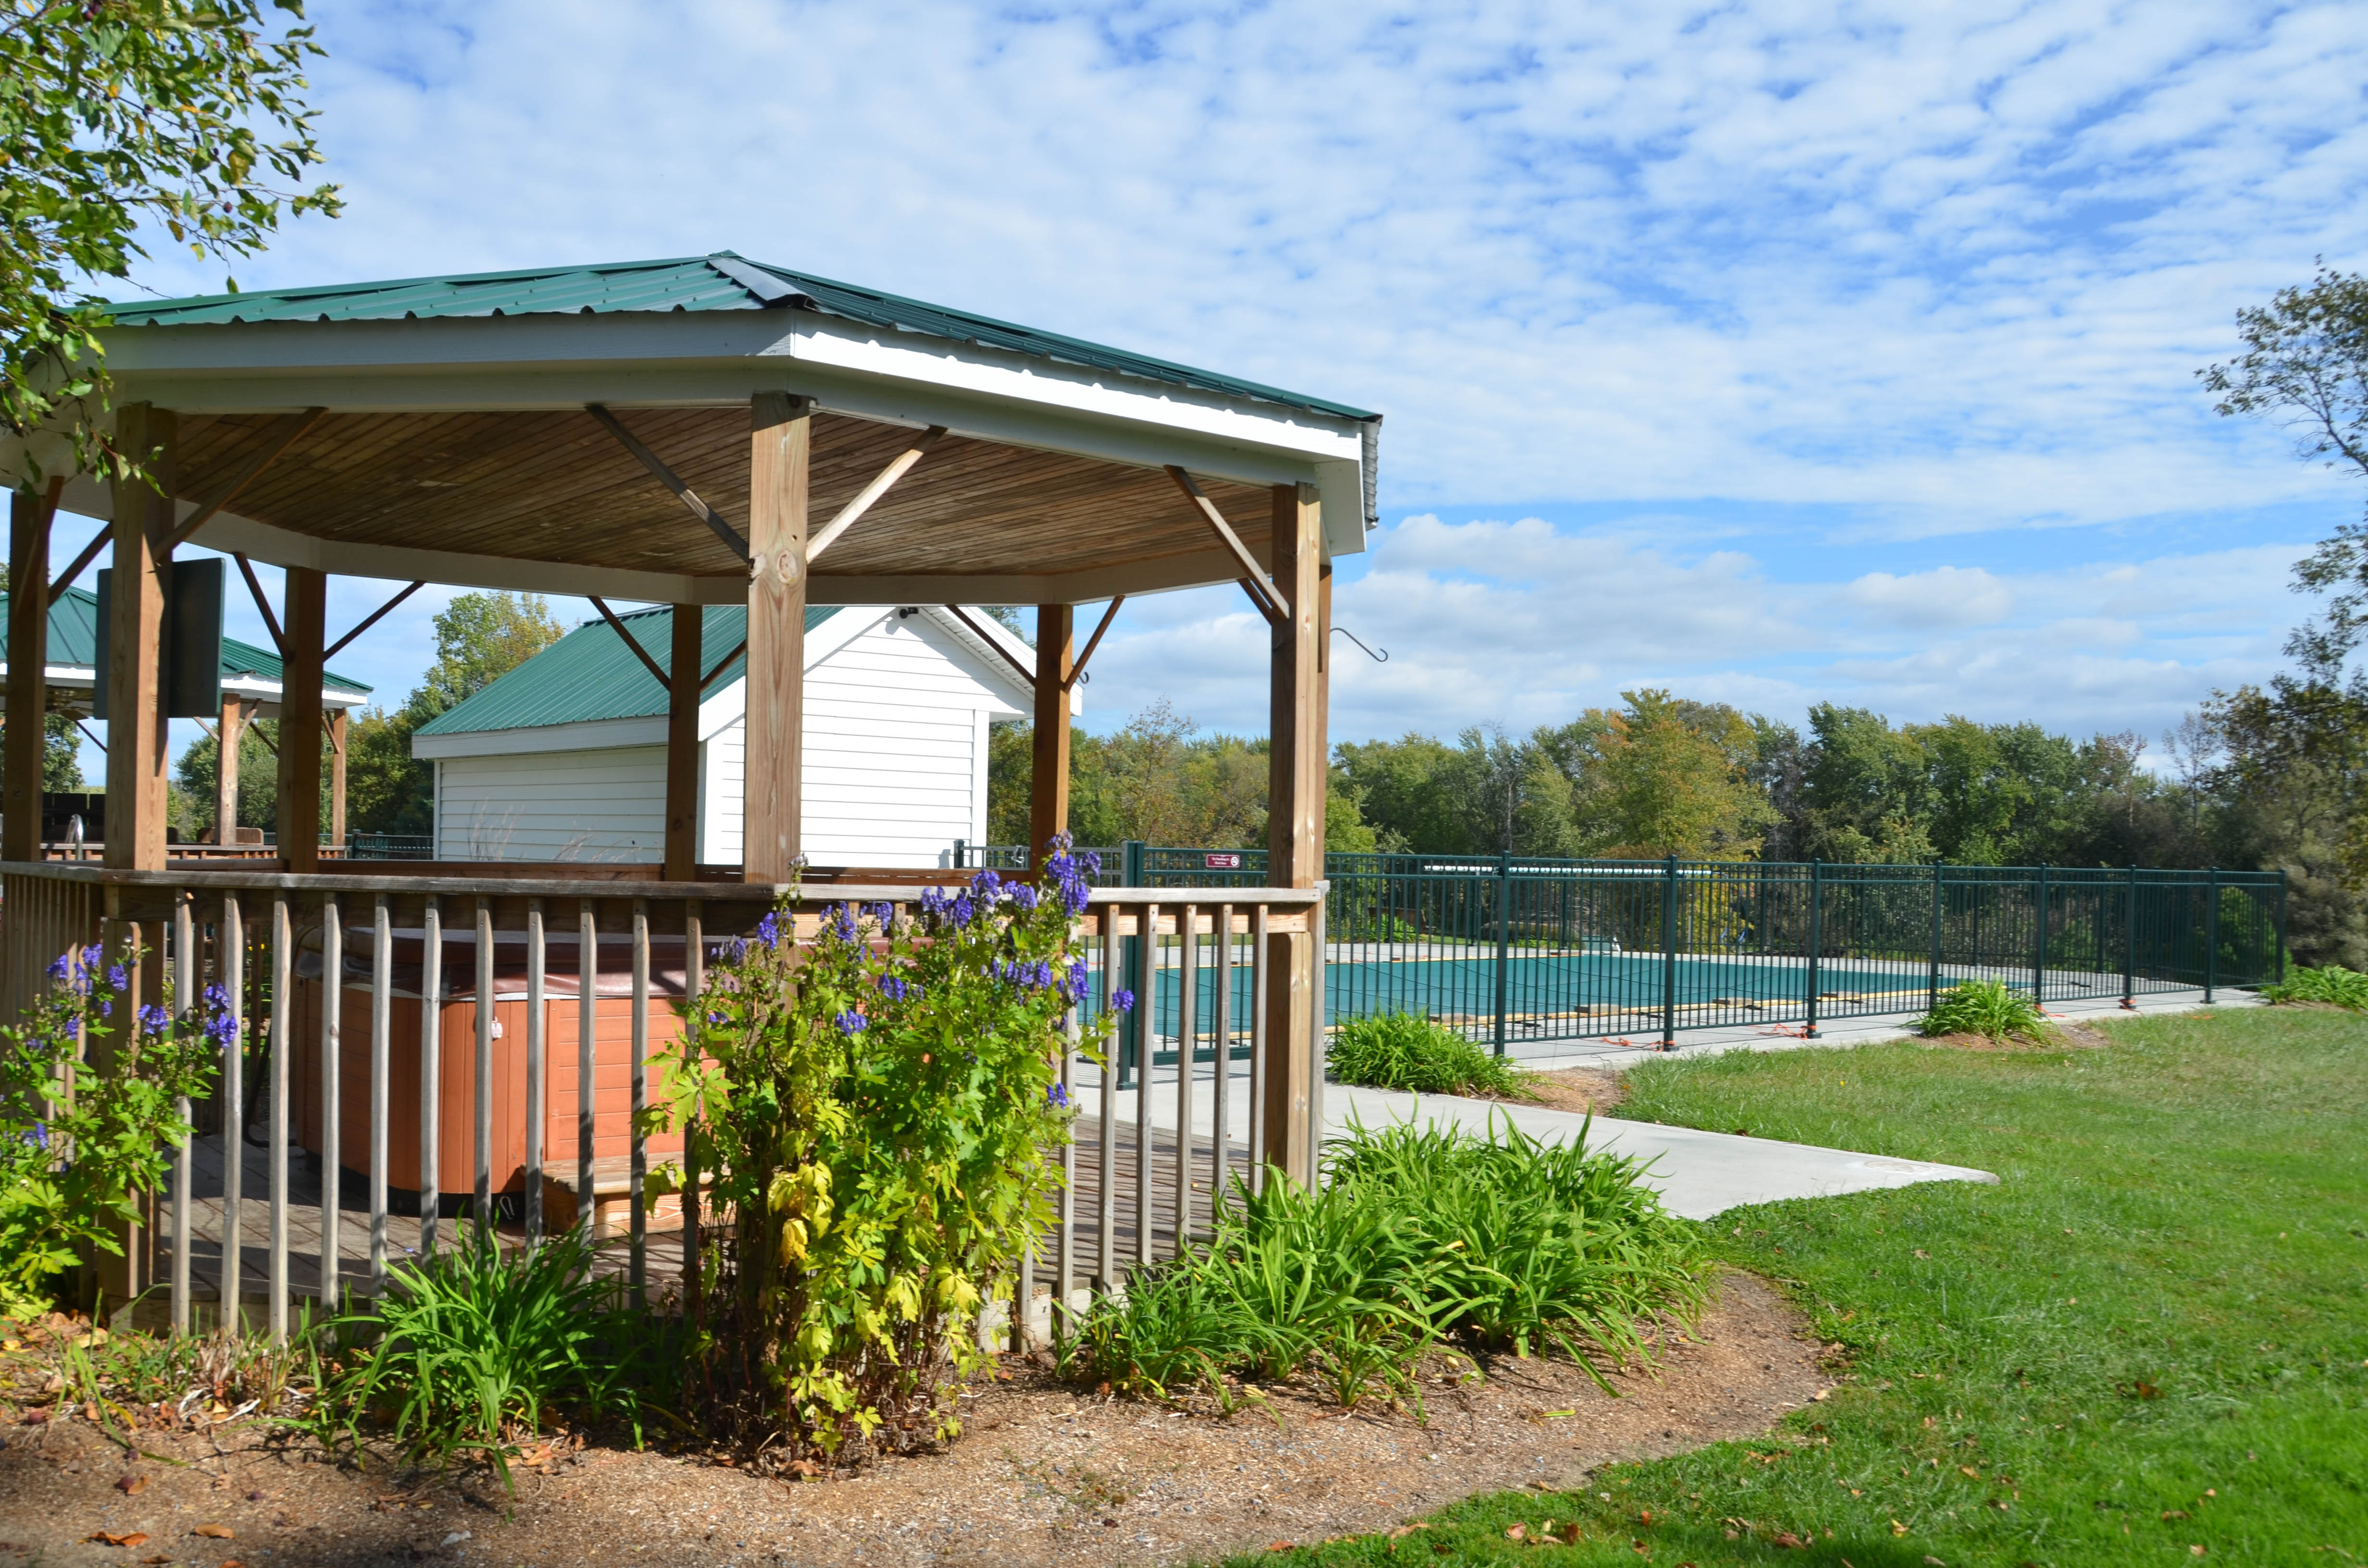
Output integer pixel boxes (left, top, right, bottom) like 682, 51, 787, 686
1063, 595, 1124, 692
1164, 466, 1284, 625
232, 552, 285, 655
588, 596, 672, 689
807, 426, 948, 563
324, 580, 424, 662
701, 638, 747, 692
166, 406, 327, 551
585, 404, 751, 564
48, 521, 109, 607
943, 605, 1036, 687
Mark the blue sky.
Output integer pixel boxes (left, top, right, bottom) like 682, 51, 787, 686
59, 0, 2368, 774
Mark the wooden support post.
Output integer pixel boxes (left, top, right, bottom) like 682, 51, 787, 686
5, 486, 56, 863
105, 404, 174, 872
666, 603, 702, 881
743, 393, 810, 884
1028, 604, 1073, 875
275, 567, 326, 872
215, 693, 247, 844
1260, 482, 1323, 1179
328, 708, 348, 851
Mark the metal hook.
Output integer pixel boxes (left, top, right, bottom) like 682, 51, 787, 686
1331, 625, 1388, 662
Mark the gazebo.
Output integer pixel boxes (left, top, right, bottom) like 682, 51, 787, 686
0, 253, 1380, 1334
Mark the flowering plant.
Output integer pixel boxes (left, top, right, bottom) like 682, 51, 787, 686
659, 837, 1124, 1467
0, 941, 221, 1321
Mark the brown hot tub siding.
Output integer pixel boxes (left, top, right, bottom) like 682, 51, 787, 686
293, 930, 692, 1198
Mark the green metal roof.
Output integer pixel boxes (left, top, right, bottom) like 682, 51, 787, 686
0, 586, 369, 694
103, 253, 1381, 422
415, 603, 839, 737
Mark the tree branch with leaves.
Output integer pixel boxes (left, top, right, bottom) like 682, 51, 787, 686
1, 0, 339, 487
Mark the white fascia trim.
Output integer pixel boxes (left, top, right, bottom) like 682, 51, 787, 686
99, 309, 1368, 459
916, 606, 1051, 718
411, 713, 667, 760
0, 662, 362, 708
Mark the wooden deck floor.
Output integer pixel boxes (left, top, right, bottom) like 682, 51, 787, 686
167, 1114, 1251, 1309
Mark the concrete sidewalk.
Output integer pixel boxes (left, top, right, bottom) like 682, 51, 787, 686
1070, 1061, 2000, 1222
1324, 1083, 1998, 1220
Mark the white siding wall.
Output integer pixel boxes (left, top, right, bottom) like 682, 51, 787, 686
440, 611, 1019, 868
434, 746, 669, 861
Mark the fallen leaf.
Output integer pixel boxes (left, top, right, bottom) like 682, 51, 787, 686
2135, 1381, 2162, 1399
1961, 1466, 1981, 1478
139, 1557, 174, 1565
1267, 1543, 1294, 1553
2164, 1510, 2190, 1521
86, 1532, 149, 1547
192, 1524, 234, 1540
1913, 1249, 1929, 1260
1505, 1524, 1528, 1542
1925, 1558, 1947, 1567
1388, 1524, 1431, 1540
21, 1407, 47, 1424
116, 1474, 148, 1496
1891, 1519, 1909, 1536
1772, 1531, 1807, 1549
2190, 1549, 2206, 1558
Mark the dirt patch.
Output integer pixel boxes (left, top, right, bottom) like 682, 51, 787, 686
1504, 1066, 1630, 1115
1922, 1018, 2112, 1053
0, 1274, 1824, 1568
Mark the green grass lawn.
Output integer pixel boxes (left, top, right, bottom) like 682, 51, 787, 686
1244, 1006, 2368, 1567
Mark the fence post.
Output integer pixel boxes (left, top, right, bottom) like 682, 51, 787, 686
2032, 863, 2049, 1005
1927, 860, 1943, 1014
1120, 840, 1145, 1089
1661, 853, 1678, 1049
2121, 866, 2138, 1008
953, 837, 966, 870
2276, 867, 2290, 982
2204, 866, 2220, 1004
1492, 852, 1511, 1058
1805, 858, 1822, 1040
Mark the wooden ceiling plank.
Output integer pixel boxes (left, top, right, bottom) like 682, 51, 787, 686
585, 404, 751, 564
165, 406, 327, 550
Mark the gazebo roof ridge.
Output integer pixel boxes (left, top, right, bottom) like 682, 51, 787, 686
104, 251, 1382, 425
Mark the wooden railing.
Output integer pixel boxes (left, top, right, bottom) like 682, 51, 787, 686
0, 861, 1327, 1338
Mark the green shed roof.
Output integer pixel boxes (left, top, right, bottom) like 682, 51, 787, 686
0, 586, 369, 694
415, 604, 839, 737
103, 253, 1380, 422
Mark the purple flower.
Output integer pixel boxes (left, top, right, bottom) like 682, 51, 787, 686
1011, 884, 1040, 913
834, 1010, 867, 1036
1047, 1083, 1071, 1110
706, 1010, 727, 1026
46, 955, 68, 983
975, 870, 1003, 903
826, 903, 858, 943
715, 937, 749, 965
876, 974, 910, 1002
867, 901, 896, 930
1111, 989, 1136, 1014
138, 1004, 171, 1036
755, 912, 783, 949
1067, 959, 1089, 993
106, 964, 128, 992
22, 1122, 47, 1152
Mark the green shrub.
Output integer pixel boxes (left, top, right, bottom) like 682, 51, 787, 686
1061, 1117, 1709, 1406
1913, 979, 2058, 1044
320, 1222, 639, 1480
2257, 964, 2368, 1009
660, 840, 1121, 1468
1329, 1010, 1531, 1098
0, 939, 218, 1321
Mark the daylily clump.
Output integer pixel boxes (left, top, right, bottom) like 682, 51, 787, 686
661, 837, 1126, 1467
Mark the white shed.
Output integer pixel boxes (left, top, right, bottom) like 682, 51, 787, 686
410, 603, 1060, 868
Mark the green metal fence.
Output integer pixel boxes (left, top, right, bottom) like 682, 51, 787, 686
954, 842, 2287, 1053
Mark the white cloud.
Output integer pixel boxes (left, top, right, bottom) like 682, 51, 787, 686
65, 0, 2368, 772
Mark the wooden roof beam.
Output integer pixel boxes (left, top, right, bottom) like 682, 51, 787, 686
805, 425, 947, 564
324, 579, 424, 662
232, 551, 285, 655
701, 637, 747, 693
164, 406, 327, 552
587, 596, 673, 690
584, 404, 750, 564
942, 603, 1036, 687
1164, 466, 1283, 625
1062, 595, 1123, 693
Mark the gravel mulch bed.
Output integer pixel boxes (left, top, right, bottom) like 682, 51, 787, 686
0, 1273, 1823, 1568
